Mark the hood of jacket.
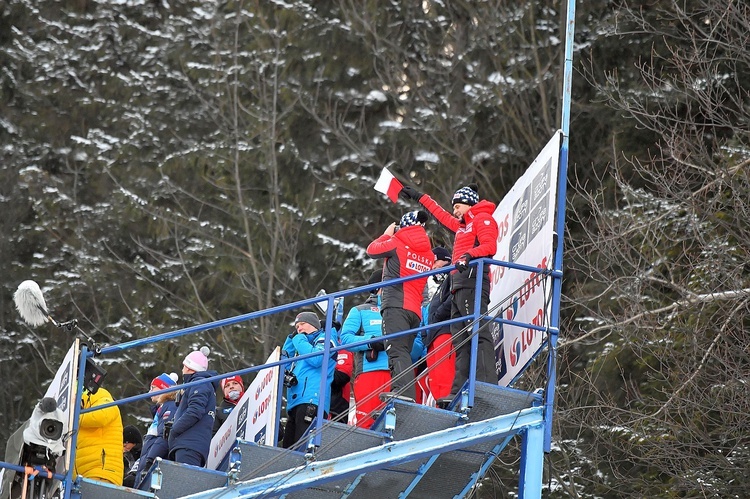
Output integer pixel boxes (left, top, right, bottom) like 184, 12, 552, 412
394, 224, 431, 252
464, 199, 496, 222
183, 369, 220, 389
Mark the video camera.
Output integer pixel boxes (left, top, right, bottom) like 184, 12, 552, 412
0, 397, 68, 499
22, 397, 66, 457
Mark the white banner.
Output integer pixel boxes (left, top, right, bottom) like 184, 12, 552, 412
207, 347, 280, 470
489, 131, 561, 386
44, 339, 79, 472
45, 341, 78, 413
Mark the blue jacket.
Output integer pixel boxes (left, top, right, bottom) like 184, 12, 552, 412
339, 294, 388, 373
282, 329, 336, 412
136, 400, 176, 485
168, 371, 218, 461
412, 331, 426, 364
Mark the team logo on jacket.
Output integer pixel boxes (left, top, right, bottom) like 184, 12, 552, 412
406, 259, 431, 272
405, 251, 432, 273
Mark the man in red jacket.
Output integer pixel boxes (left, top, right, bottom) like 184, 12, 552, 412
367, 210, 433, 402
401, 183, 500, 398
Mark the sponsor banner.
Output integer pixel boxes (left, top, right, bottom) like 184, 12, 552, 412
45, 341, 78, 415
489, 132, 561, 386
41, 340, 79, 473
207, 347, 280, 470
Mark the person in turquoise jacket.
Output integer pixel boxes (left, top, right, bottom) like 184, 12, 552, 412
281, 311, 336, 448
339, 273, 391, 428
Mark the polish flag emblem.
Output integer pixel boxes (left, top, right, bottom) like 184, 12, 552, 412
374, 167, 403, 203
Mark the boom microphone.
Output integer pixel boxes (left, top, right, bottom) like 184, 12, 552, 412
13, 280, 51, 327
13, 279, 103, 354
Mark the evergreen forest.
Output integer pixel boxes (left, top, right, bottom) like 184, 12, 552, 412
1, 0, 748, 497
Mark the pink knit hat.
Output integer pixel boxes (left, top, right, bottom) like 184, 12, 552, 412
183, 346, 210, 372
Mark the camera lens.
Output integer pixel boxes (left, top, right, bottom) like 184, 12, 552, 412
283, 371, 298, 388
40, 418, 64, 440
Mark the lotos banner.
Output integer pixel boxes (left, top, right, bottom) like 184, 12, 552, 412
489, 131, 561, 386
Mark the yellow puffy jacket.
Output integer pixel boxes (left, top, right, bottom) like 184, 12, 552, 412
74, 387, 124, 485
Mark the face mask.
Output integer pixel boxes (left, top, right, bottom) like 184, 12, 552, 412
228, 390, 241, 402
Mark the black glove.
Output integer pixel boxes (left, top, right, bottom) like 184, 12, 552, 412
368, 340, 386, 352
455, 253, 471, 273
399, 185, 423, 201
163, 420, 173, 440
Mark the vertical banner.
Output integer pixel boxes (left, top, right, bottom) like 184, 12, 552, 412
46, 339, 79, 473
44, 340, 78, 416
207, 347, 280, 470
489, 131, 561, 386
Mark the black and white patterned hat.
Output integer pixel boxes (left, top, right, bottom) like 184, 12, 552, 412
451, 185, 479, 206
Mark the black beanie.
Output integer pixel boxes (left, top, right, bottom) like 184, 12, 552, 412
368, 270, 382, 293
123, 425, 142, 445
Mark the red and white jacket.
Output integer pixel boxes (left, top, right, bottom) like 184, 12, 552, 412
366, 225, 433, 317
418, 195, 499, 290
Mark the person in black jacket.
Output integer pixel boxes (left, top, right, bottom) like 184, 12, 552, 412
122, 425, 142, 487
213, 375, 245, 435
423, 247, 457, 405
134, 372, 178, 488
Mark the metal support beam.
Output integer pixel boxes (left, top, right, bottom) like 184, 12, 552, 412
519, 422, 545, 499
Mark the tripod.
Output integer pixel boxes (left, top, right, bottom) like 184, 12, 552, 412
12, 443, 60, 499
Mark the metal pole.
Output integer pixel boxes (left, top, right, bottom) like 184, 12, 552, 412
63, 345, 89, 499
467, 259, 485, 407
312, 296, 335, 448
545, 0, 577, 452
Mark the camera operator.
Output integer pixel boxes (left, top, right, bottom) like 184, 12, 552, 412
75, 383, 124, 485
280, 311, 337, 448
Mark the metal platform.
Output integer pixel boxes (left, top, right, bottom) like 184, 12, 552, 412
239, 421, 389, 498
140, 458, 228, 499
344, 402, 463, 498
77, 478, 156, 498
67, 384, 542, 498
